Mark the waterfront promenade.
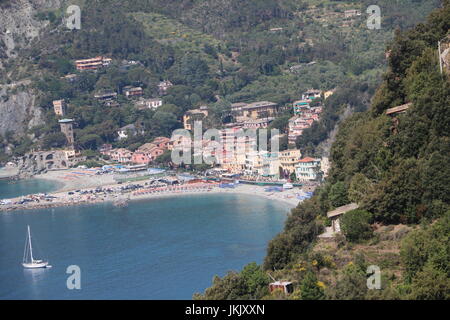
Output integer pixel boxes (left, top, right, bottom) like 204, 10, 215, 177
0, 169, 305, 211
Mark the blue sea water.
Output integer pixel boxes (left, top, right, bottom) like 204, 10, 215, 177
0, 193, 291, 299
0, 178, 60, 200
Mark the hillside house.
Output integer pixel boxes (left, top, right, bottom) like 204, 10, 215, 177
327, 203, 359, 234
104, 148, 133, 163
117, 124, 142, 140
123, 86, 143, 98
293, 100, 310, 115
53, 99, 66, 117
269, 281, 293, 294
152, 137, 171, 149
344, 9, 361, 18
131, 143, 165, 164
242, 117, 274, 129
158, 80, 173, 95
135, 98, 163, 110
94, 91, 117, 102
302, 89, 321, 101
386, 103, 412, 134
75, 56, 111, 71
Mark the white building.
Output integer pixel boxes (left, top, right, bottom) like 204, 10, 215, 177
117, 124, 142, 140
295, 157, 322, 181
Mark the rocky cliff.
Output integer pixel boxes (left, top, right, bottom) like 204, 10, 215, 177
0, 0, 62, 61
0, 81, 43, 135
0, 0, 62, 139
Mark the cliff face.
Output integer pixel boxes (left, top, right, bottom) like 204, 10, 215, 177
0, 82, 43, 135
0, 0, 62, 137
0, 0, 62, 61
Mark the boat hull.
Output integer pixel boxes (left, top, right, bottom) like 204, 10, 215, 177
22, 262, 49, 269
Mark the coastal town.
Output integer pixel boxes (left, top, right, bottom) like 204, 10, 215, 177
1, 0, 448, 303
2, 54, 333, 203
0, 55, 333, 212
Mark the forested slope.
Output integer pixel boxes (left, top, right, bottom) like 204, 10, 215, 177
0, 0, 441, 162
196, 1, 450, 300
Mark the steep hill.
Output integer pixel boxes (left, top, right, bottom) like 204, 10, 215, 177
195, 1, 450, 300
0, 0, 443, 163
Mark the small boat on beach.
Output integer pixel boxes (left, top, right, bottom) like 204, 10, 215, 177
22, 225, 49, 269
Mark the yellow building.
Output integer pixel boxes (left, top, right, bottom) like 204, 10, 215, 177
183, 106, 209, 130
279, 149, 301, 175
323, 89, 335, 100
242, 101, 278, 120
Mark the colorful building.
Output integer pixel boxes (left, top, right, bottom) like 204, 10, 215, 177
75, 56, 111, 71
241, 101, 278, 120
279, 149, 301, 177
295, 157, 322, 181
293, 100, 310, 115
302, 89, 321, 101
123, 86, 143, 98
53, 99, 66, 117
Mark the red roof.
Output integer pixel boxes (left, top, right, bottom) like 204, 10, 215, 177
299, 157, 317, 163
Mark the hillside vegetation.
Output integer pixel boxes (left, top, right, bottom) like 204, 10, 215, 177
195, 1, 450, 300
0, 0, 441, 162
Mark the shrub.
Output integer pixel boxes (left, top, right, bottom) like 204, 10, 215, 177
340, 209, 373, 242
299, 271, 325, 300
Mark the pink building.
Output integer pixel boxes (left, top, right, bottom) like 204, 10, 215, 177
131, 143, 166, 164
131, 151, 152, 164
152, 137, 171, 149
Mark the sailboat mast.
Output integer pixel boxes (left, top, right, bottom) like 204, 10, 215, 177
28, 225, 34, 262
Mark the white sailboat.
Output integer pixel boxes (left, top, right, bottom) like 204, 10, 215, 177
22, 225, 49, 269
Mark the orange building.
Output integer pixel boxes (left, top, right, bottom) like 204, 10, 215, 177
75, 56, 112, 71
53, 99, 66, 116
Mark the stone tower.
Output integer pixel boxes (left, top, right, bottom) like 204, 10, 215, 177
59, 119, 75, 147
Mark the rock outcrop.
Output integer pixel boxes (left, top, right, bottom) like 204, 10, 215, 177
0, 1, 62, 140
0, 0, 62, 61
0, 82, 43, 135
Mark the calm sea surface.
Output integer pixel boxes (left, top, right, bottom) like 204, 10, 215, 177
0, 192, 290, 299
0, 178, 60, 200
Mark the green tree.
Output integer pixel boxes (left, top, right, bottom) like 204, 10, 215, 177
42, 132, 67, 149
409, 263, 450, 300
150, 111, 179, 137
193, 272, 249, 300
329, 181, 349, 208
340, 209, 373, 243
240, 262, 270, 298
328, 263, 368, 300
77, 134, 102, 150
400, 211, 450, 283
300, 271, 325, 300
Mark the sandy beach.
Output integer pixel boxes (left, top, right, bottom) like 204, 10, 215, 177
0, 168, 307, 211
36, 168, 116, 191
